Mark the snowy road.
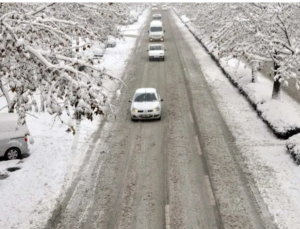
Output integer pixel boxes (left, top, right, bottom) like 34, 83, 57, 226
46, 10, 277, 229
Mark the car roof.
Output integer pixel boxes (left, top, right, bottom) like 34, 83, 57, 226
135, 88, 157, 93
153, 14, 161, 16
150, 20, 162, 26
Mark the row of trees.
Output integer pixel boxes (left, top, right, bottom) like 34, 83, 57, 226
0, 3, 137, 125
175, 3, 300, 99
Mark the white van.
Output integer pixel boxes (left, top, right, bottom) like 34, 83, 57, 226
147, 44, 166, 61
0, 113, 31, 160
149, 20, 165, 42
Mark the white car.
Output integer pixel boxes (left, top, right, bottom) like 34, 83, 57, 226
72, 38, 104, 59
147, 44, 166, 61
106, 35, 116, 48
162, 5, 168, 10
129, 88, 163, 121
152, 7, 158, 11
0, 113, 32, 160
152, 14, 162, 21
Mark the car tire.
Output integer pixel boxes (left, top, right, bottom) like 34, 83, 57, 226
162, 57, 165, 61
131, 118, 137, 122
149, 57, 152, 61
157, 116, 161, 121
5, 147, 21, 160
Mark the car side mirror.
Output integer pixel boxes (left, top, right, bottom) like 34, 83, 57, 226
164, 30, 166, 32
148, 31, 149, 33
147, 50, 148, 52
129, 100, 132, 102
164, 49, 166, 51
160, 99, 164, 102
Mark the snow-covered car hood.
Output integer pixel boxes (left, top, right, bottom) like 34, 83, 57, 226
149, 50, 164, 56
132, 101, 160, 110
91, 47, 104, 55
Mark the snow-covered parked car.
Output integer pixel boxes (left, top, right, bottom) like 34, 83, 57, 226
106, 36, 117, 48
72, 38, 105, 59
129, 88, 163, 121
286, 134, 300, 165
147, 43, 166, 61
0, 113, 32, 160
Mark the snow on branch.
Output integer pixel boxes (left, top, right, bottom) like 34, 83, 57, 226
0, 2, 142, 126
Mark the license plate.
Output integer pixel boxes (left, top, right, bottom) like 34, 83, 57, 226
140, 114, 151, 118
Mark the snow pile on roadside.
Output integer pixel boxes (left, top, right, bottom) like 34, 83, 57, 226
286, 134, 300, 165
0, 9, 149, 229
180, 15, 190, 24
176, 11, 300, 139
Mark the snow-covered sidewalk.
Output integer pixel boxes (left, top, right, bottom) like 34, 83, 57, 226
0, 9, 149, 229
172, 10, 300, 229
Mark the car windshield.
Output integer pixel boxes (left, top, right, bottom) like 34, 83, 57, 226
134, 93, 158, 102
153, 16, 161, 20
150, 26, 162, 32
150, 45, 163, 50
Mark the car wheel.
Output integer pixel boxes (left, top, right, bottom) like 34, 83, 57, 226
5, 147, 21, 160
157, 116, 161, 121
131, 118, 137, 122
162, 57, 165, 61
149, 57, 151, 61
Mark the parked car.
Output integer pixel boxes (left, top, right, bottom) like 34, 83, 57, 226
106, 36, 117, 48
0, 113, 31, 160
152, 6, 158, 11
147, 43, 166, 61
152, 14, 162, 21
72, 38, 104, 59
149, 20, 165, 42
129, 88, 163, 121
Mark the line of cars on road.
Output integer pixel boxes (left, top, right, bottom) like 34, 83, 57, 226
129, 7, 168, 121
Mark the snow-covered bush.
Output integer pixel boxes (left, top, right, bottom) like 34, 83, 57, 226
0, 3, 142, 127
286, 134, 300, 165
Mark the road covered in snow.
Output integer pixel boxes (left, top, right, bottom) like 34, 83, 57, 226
44, 8, 297, 229
1, 6, 300, 229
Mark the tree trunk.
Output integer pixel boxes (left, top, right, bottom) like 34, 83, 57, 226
271, 60, 281, 99
251, 61, 258, 83
40, 85, 45, 112
75, 111, 81, 120
0, 79, 13, 112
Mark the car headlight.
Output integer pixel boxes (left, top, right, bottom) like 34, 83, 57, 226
132, 108, 138, 113
154, 107, 160, 112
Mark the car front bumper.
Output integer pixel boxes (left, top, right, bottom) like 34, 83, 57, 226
131, 111, 161, 120
149, 37, 164, 42
149, 55, 164, 59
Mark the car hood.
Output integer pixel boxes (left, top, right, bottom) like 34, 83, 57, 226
132, 101, 160, 110
149, 31, 163, 36
149, 50, 164, 56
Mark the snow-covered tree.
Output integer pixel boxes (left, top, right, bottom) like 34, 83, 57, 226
0, 3, 136, 126
175, 3, 300, 99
